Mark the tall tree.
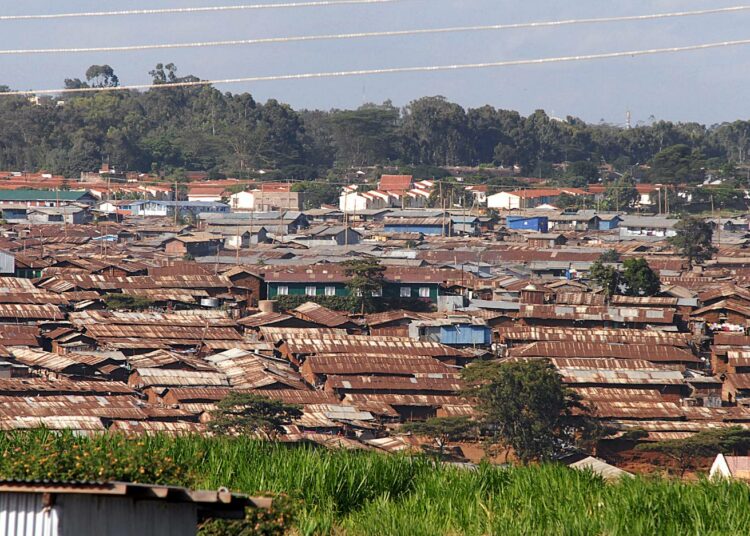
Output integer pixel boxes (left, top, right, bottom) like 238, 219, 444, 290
589, 259, 620, 301
401, 416, 476, 458
462, 360, 593, 464
400, 96, 470, 166
621, 258, 660, 296
85, 65, 119, 88
209, 393, 302, 439
343, 258, 386, 314
601, 175, 639, 211
668, 216, 717, 268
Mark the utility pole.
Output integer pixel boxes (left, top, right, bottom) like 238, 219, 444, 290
657, 188, 662, 215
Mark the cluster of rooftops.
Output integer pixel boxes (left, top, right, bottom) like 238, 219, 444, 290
0, 181, 747, 457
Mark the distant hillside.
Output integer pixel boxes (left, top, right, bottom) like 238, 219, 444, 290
2, 64, 749, 186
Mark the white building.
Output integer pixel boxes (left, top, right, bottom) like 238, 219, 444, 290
339, 189, 393, 212
487, 189, 583, 210
618, 216, 678, 238
229, 190, 257, 211
710, 453, 750, 480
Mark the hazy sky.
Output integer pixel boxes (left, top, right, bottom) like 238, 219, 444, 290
2, 0, 749, 124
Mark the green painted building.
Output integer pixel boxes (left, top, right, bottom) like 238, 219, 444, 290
264, 266, 446, 304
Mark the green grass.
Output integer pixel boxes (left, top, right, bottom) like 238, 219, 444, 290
1, 431, 750, 535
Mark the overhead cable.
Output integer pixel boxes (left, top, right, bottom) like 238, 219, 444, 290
0, 0, 408, 21
1, 5, 749, 55
3, 38, 750, 96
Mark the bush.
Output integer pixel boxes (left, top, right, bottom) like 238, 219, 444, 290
103, 293, 155, 311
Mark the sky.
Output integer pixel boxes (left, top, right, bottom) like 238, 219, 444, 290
1, 0, 750, 125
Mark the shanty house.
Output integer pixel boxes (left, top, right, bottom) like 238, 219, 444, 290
619, 216, 678, 238
487, 189, 584, 210
506, 216, 548, 233
164, 233, 225, 257
294, 225, 362, 247
408, 316, 491, 346
0, 189, 97, 207
383, 217, 451, 236
710, 454, 750, 480
0, 480, 266, 536
526, 233, 567, 248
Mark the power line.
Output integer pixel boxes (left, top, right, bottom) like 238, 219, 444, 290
3, 38, 750, 96
0, 0, 408, 21
1, 5, 749, 56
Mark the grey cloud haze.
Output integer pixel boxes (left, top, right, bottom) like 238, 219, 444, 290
1, 0, 749, 124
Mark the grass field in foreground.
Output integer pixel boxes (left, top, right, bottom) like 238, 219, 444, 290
0, 431, 748, 535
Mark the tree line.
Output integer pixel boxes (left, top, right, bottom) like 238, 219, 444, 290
3, 63, 750, 186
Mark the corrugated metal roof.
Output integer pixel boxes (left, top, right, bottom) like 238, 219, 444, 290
130, 368, 230, 388
498, 326, 691, 346
292, 302, 354, 328
510, 342, 699, 363
547, 358, 685, 385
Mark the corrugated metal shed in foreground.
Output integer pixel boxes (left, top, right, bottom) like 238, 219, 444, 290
0, 480, 270, 536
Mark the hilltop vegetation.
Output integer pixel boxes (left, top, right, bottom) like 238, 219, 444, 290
3, 63, 750, 188
3, 430, 750, 535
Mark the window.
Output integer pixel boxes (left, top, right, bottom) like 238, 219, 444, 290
325, 286, 336, 296
400, 287, 412, 298
419, 287, 431, 298
277, 286, 289, 296
305, 286, 317, 297
371, 287, 383, 297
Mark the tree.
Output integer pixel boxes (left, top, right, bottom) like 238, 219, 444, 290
621, 258, 660, 296
601, 175, 639, 211
290, 181, 339, 209
103, 293, 154, 311
637, 426, 750, 477
401, 416, 476, 458
400, 96, 471, 166
343, 258, 386, 314
650, 144, 705, 183
209, 393, 302, 439
329, 103, 399, 166
589, 259, 620, 301
668, 216, 717, 268
462, 360, 592, 464
599, 249, 621, 263
565, 160, 599, 182
85, 65, 119, 88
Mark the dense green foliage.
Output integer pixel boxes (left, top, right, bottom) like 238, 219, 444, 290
638, 427, 750, 477
4, 65, 750, 182
343, 258, 387, 314
401, 416, 477, 457
462, 360, 593, 463
209, 393, 302, 439
589, 256, 660, 299
621, 258, 661, 296
1, 431, 750, 535
103, 293, 155, 311
589, 259, 620, 301
668, 215, 717, 268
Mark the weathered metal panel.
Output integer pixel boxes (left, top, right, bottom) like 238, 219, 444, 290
0, 252, 15, 276
0, 492, 57, 536
59, 495, 196, 536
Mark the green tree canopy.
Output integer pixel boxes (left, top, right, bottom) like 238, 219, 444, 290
601, 176, 639, 211
462, 360, 593, 464
589, 259, 620, 301
343, 258, 386, 314
401, 416, 476, 458
668, 216, 717, 268
638, 426, 750, 477
621, 258, 660, 296
209, 393, 302, 439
